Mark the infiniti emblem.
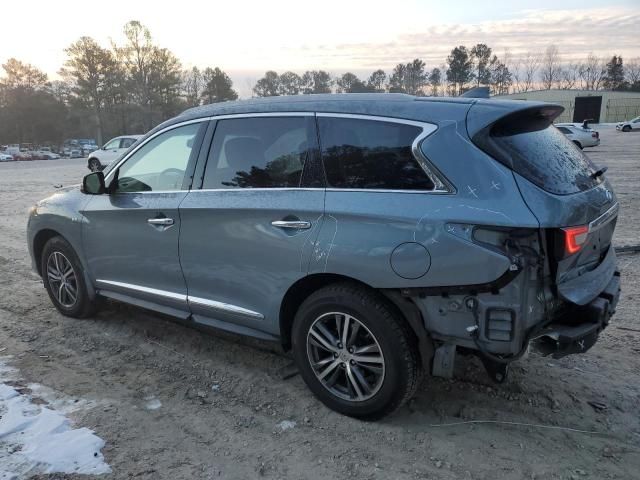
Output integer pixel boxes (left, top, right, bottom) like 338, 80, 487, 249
605, 189, 613, 202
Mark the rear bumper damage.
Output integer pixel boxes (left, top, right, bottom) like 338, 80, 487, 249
531, 269, 620, 358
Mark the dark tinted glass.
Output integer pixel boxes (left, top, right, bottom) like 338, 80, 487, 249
486, 119, 601, 195
318, 117, 434, 190
203, 117, 309, 189
556, 126, 572, 134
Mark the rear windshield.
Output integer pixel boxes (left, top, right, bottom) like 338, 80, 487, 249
474, 111, 602, 195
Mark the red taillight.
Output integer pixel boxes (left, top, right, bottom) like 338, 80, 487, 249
562, 225, 589, 255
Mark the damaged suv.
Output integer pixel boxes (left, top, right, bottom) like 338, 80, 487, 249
27, 94, 620, 419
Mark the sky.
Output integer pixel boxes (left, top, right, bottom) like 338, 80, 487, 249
0, 0, 638, 97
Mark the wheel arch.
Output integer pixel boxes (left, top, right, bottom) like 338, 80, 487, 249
279, 273, 432, 369
33, 228, 65, 276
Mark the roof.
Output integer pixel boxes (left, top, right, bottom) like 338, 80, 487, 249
147, 93, 559, 139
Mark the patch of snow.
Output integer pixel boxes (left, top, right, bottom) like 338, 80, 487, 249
276, 420, 296, 431
143, 396, 162, 410
0, 357, 110, 478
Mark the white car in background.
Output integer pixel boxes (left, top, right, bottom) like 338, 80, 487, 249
616, 116, 640, 132
87, 135, 143, 171
555, 123, 600, 149
0, 152, 14, 162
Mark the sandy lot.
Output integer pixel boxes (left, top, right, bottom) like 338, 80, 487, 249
0, 126, 639, 480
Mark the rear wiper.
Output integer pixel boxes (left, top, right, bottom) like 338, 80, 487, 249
591, 166, 608, 179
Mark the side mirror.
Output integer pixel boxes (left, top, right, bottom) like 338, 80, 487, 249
82, 171, 105, 195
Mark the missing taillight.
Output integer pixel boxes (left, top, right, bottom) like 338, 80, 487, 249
562, 225, 589, 255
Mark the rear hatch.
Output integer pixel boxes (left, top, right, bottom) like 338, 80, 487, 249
467, 103, 618, 301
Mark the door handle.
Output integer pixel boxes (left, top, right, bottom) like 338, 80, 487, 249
271, 220, 311, 230
148, 218, 174, 226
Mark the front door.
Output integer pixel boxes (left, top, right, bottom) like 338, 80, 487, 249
82, 121, 206, 316
179, 114, 324, 336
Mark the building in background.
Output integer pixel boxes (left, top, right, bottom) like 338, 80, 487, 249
495, 90, 640, 124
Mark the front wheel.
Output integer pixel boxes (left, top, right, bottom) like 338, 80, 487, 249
41, 236, 96, 318
88, 157, 101, 172
292, 283, 421, 419
622, 125, 631, 132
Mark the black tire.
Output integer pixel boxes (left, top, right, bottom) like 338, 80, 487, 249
41, 236, 96, 318
291, 282, 421, 419
622, 125, 631, 132
88, 157, 101, 172
572, 140, 583, 150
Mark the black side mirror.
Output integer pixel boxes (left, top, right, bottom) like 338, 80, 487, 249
82, 171, 105, 194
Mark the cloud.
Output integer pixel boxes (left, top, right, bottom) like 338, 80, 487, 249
260, 6, 639, 71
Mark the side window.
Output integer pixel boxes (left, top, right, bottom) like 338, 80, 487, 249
318, 117, 434, 190
103, 138, 120, 150
202, 117, 309, 189
120, 137, 137, 149
557, 126, 572, 134
115, 123, 201, 193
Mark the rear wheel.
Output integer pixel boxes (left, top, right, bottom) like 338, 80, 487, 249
291, 283, 421, 419
41, 236, 95, 318
88, 157, 101, 172
622, 125, 631, 132
572, 140, 583, 150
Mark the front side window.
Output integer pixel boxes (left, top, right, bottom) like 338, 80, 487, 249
203, 117, 310, 189
120, 137, 137, 149
318, 117, 434, 190
114, 123, 201, 193
103, 138, 120, 150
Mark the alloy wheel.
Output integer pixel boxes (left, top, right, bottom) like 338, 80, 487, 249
306, 312, 385, 402
46, 251, 78, 308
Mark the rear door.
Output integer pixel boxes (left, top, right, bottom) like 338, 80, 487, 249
178, 114, 324, 336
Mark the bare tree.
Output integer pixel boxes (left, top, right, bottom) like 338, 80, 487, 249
578, 53, 606, 90
625, 57, 640, 88
541, 45, 562, 90
519, 52, 540, 92
560, 63, 580, 90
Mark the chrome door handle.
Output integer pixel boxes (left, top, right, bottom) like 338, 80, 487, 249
271, 220, 311, 230
148, 218, 174, 226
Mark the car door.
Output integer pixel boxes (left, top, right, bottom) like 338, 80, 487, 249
82, 121, 207, 317
100, 138, 122, 164
179, 114, 324, 337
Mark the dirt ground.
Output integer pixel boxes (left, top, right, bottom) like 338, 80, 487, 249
0, 126, 639, 480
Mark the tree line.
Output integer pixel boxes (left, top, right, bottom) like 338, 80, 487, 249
0, 21, 238, 146
252, 45, 640, 98
1, 24, 639, 147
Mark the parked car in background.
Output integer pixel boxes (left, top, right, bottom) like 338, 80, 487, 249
6, 144, 21, 157
82, 144, 99, 157
87, 135, 142, 171
70, 149, 83, 158
616, 116, 640, 132
0, 152, 14, 162
555, 123, 600, 149
28, 94, 620, 419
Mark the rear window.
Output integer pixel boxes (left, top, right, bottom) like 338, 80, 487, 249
473, 110, 602, 195
318, 117, 434, 191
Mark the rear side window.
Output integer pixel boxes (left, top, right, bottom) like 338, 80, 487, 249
473, 110, 601, 195
203, 117, 310, 189
318, 117, 434, 190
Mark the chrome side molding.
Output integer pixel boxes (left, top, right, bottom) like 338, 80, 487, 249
95, 279, 264, 320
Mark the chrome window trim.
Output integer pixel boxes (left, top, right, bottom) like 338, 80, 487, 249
589, 202, 619, 233
210, 112, 315, 120
104, 118, 208, 184
95, 279, 187, 302
187, 296, 264, 320
316, 112, 455, 194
